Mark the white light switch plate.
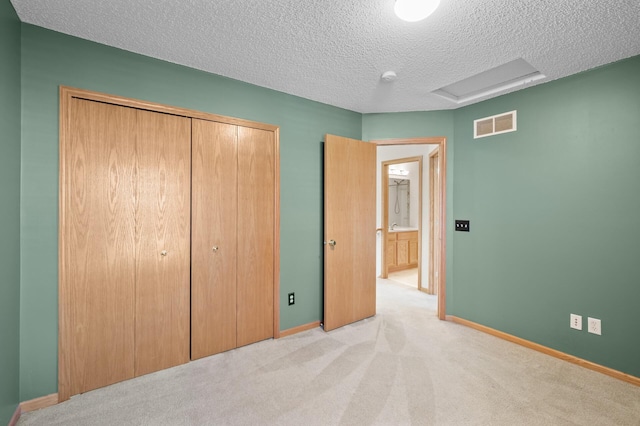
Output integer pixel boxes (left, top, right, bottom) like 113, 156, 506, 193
570, 314, 582, 330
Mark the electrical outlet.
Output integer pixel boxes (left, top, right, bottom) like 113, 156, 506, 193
570, 314, 582, 330
588, 317, 601, 335
288, 292, 295, 306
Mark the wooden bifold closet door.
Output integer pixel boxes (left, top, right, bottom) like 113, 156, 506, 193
134, 109, 191, 376
191, 120, 238, 358
60, 88, 279, 402
60, 98, 190, 398
236, 126, 275, 347
191, 119, 275, 360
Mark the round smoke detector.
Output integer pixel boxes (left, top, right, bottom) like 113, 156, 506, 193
381, 71, 397, 82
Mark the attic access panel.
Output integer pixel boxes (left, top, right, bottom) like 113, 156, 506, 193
433, 58, 545, 104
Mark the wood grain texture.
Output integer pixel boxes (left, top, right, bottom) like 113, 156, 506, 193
279, 321, 321, 338
396, 239, 410, 267
409, 238, 419, 265
381, 164, 390, 279
60, 87, 278, 132
436, 141, 447, 320
20, 393, 59, 413
191, 119, 238, 359
59, 87, 282, 398
428, 149, 440, 296
386, 235, 397, 271
134, 110, 191, 376
370, 137, 446, 146
351, 137, 377, 324
59, 87, 71, 402
388, 232, 419, 273
448, 316, 640, 387
397, 231, 416, 241
324, 135, 376, 332
416, 157, 423, 291
62, 99, 137, 398
236, 126, 275, 347
324, 135, 357, 331
272, 128, 281, 339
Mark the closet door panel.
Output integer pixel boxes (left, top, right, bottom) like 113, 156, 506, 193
236, 127, 274, 347
134, 110, 191, 376
63, 99, 136, 396
191, 119, 238, 359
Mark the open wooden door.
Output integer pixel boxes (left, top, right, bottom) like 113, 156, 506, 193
324, 134, 376, 332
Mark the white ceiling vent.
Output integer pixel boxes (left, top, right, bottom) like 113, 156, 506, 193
433, 59, 545, 104
474, 110, 517, 139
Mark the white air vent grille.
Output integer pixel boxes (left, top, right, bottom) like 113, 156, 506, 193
474, 110, 517, 139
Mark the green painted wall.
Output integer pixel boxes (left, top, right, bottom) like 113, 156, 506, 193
0, 0, 21, 423
363, 57, 640, 378
19, 24, 361, 400
451, 56, 640, 377
16, 11, 640, 403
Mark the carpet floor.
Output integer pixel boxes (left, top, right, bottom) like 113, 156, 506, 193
388, 269, 419, 288
18, 279, 640, 425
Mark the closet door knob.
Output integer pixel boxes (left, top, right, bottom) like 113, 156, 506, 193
212, 246, 219, 253
161, 250, 168, 256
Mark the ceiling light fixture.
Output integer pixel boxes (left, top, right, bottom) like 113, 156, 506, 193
389, 168, 409, 176
394, 0, 440, 22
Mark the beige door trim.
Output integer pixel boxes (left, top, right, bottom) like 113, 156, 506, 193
59, 86, 281, 401
428, 148, 440, 296
370, 137, 447, 320
381, 156, 423, 292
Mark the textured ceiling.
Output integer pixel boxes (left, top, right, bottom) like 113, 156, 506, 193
10, 0, 640, 113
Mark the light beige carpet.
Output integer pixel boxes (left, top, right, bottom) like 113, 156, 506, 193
388, 269, 419, 288
19, 279, 640, 425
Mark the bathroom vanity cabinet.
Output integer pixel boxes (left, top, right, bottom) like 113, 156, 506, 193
386, 230, 418, 272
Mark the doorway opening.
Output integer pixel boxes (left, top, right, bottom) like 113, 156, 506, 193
372, 137, 447, 320
381, 157, 423, 289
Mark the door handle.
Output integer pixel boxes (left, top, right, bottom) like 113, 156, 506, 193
160, 250, 168, 256
212, 246, 219, 253
324, 240, 337, 247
